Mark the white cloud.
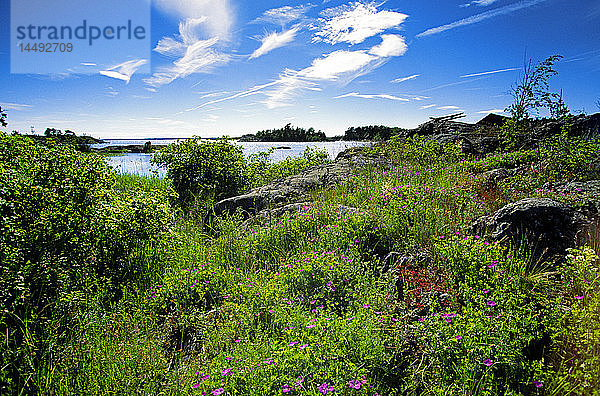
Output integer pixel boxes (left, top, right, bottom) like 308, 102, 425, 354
334, 92, 409, 101
191, 28, 410, 110
313, 2, 408, 45
99, 59, 147, 84
153, 0, 233, 38
250, 27, 299, 59
392, 74, 419, 83
254, 4, 314, 26
368, 34, 407, 57
1, 102, 33, 110
417, 0, 550, 37
420, 104, 436, 109
460, 67, 519, 78
461, 0, 500, 7
438, 105, 461, 110
477, 109, 506, 114
300, 50, 376, 80
145, 18, 231, 87
187, 80, 281, 111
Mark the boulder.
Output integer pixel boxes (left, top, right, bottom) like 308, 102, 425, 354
471, 198, 590, 261
479, 168, 512, 187
209, 148, 388, 219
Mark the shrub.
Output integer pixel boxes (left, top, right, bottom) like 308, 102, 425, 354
152, 137, 247, 206
246, 146, 329, 189
0, 134, 172, 393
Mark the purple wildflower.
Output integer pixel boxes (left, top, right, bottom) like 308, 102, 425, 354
318, 383, 334, 394
212, 388, 225, 395
482, 359, 493, 366
533, 380, 543, 388
348, 380, 361, 389
281, 384, 292, 393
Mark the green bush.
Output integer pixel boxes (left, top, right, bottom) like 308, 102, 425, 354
0, 134, 172, 393
246, 146, 329, 189
152, 137, 247, 206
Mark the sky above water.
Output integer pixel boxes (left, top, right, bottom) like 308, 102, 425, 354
1, 0, 599, 138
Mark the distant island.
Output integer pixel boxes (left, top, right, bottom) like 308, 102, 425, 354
16, 128, 103, 151
238, 123, 332, 142
237, 123, 408, 142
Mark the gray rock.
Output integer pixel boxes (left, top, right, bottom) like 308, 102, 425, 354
480, 168, 512, 186
210, 148, 388, 219
471, 197, 590, 261
472, 136, 502, 154
543, 180, 600, 198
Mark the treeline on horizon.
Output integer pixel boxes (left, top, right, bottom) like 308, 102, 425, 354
239, 122, 401, 142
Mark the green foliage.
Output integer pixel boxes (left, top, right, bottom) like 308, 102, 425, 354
506, 55, 568, 123
152, 137, 247, 206
0, 106, 7, 127
0, 134, 172, 393
245, 124, 327, 142
416, 236, 563, 395
549, 247, 600, 395
246, 146, 329, 189
503, 55, 570, 147
366, 135, 464, 166
344, 125, 404, 141
2, 117, 599, 394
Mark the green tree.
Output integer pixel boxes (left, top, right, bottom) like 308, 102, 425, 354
506, 55, 569, 122
0, 106, 7, 127
152, 137, 247, 206
503, 55, 570, 146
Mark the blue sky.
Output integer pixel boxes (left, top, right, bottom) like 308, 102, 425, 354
1, 0, 599, 138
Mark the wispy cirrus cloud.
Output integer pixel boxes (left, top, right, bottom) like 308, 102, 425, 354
417, 0, 550, 37
313, 2, 408, 45
461, 0, 500, 7
99, 59, 147, 84
334, 92, 410, 101
186, 80, 281, 111
250, 27, 299, 59
420, 104, 436, 109
253, 4, 315, 26
477, 109, 506, 113
145, 18, 231, 87
392, 74, 419, 83
461, 67, 519, 78
438, 105, 461, 110
264, 31, 410, 108
1, 102, 33, 110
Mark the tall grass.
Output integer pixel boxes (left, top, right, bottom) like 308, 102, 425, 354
4, 134, 599, 394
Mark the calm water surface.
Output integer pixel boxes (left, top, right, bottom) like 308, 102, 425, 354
100, 140, 372, 177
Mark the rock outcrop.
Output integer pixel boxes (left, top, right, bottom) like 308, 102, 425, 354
471, 197, 590, 261
209, 148, 389, 219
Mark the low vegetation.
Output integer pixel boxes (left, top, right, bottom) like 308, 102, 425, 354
1, 56, 599, 395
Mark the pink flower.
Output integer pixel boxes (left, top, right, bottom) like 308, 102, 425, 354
212, 388, 225, 395
482, 359, 493, 366
281, 384, 292, 393
348, 380, 361, 389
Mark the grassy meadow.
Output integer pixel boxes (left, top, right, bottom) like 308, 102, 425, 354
0, 131, 599, 395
